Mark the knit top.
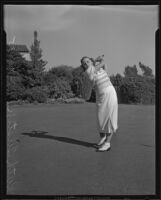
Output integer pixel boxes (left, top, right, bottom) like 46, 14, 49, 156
86, 65, 112, 94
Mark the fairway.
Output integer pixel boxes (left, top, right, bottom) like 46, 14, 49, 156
8, 103, 155, 195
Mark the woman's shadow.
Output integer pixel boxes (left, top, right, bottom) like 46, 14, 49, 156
21, 130, 96, 148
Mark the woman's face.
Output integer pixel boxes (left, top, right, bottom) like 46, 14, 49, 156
82, 58, 93, 70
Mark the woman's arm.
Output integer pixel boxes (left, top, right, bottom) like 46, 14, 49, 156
81, 70, 95, 100
102, 63, 108, 72
94, 62, 107, 72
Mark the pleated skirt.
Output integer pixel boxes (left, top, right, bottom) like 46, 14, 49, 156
96, 85, 118, 134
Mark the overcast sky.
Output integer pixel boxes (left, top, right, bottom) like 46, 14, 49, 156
4, 5, 158, 75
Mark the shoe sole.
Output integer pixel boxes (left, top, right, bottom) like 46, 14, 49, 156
96, 147, 111, 152
94, 143, 108, 148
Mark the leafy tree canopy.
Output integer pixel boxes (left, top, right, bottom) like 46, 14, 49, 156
124, 65, 138, 77
139, 62, 153, 77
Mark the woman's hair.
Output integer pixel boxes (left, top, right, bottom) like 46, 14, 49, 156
80, 56, 95, 71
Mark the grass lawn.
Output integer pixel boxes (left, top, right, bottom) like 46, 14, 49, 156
8, 103, 155, 195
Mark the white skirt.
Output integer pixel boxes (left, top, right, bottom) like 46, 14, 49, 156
96, 85, 118, 134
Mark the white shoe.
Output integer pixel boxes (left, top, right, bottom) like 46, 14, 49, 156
97, 135, 107, 146
97, 142, 111, 152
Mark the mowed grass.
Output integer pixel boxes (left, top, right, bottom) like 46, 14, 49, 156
9, 103, 155, 195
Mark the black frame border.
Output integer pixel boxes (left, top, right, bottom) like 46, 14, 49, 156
1, 1, 160, 199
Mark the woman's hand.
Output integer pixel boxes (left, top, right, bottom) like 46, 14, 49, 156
94, 62, 105, 72
95, 55, 104, 64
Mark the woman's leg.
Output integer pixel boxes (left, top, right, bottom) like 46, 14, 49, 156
97, 132, 107, 146
97, 132, 113, 151
99, 132, 106, 138
106, 132, 114, 143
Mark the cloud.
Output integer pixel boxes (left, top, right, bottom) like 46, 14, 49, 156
104, 5, 158, 14
75, 4, 158, 14
5, 5, 158, 33
4, 5, 75, 32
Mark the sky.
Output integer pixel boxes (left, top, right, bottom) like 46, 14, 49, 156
4, 5, 158, 75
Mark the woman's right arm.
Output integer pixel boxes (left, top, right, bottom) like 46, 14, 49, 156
81, 71, 94, 100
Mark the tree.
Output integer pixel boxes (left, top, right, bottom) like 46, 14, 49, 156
120, 77, 142, 104
30, 31, 47, 86
7, 45, 40, 88
6, 45, 26, 100
72, 66, 86, 98
112, 73, 124, 103
43, 66, 75, 99
124, 65, 138, 77
7, 75, 25, 100
6, 45, 25, 75
139, 62, 153, 77
49, 65, 73, 81
6, 43, 48, 101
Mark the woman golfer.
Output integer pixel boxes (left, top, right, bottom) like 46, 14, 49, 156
80, 55, 118, 151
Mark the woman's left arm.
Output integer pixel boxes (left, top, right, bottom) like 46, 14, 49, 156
95, 62, 108, 72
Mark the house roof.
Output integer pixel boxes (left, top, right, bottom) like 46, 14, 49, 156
9, 44, 29, 53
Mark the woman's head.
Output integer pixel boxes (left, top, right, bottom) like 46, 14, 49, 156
80, 56, 95, 71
